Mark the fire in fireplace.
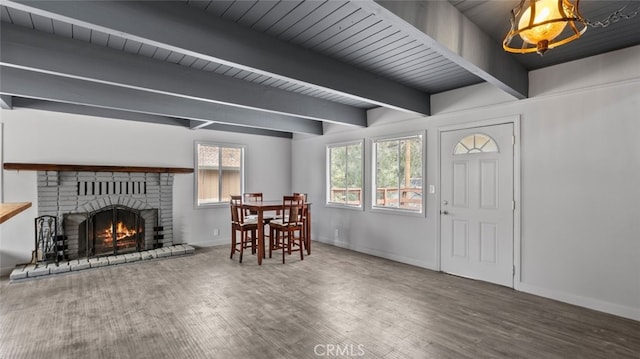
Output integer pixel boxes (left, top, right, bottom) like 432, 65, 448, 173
99, 221, 138, 247
79, 205, 144, 257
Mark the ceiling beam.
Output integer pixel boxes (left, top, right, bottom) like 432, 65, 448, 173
3, 0, 431, 115
0, 66, 323, 135
0, 23, 365, 127
11, 98, 188, 127
187, 120, 291, 138
0, 95, 12, 109
12, 98, 292, 137
190, 121, 215, 130
370, 1, 528, 99
15, 96, 293, 137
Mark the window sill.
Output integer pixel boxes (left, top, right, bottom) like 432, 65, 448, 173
325, 203, 364, 211
195, 202, 229, 209
370, 206, 424, 218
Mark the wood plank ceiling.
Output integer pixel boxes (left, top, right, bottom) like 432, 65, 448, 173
1, 1, 638, 137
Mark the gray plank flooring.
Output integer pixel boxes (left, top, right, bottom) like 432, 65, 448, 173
1, 242, 638, 358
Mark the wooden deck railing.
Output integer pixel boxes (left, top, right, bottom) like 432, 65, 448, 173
329, 188, 362, 205
330, 187, 422, 208
375, 188, 422, 208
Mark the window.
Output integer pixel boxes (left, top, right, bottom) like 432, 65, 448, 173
453, 133, 498, 154
195, 142, 244, 207
372, 133, 423, 213
326, 140, 363, 208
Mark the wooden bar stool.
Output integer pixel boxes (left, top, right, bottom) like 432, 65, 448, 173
293, 192, 310, 255
269, 195, 305, 263
229, 195, 258, 263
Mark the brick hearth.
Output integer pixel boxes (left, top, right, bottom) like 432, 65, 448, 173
9, 244, 195, 281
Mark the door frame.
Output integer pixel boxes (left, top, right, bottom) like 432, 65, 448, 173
436, 115, 522, 289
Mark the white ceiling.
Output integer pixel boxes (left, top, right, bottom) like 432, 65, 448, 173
1, 0, 638, 137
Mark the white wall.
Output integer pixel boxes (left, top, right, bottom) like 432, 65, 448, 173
0, 110, 291, 274
292, 46, 640, 320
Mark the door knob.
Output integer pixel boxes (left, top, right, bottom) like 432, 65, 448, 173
440, 210, 449, 215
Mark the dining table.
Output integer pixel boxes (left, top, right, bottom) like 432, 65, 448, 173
241, 200, 311, 265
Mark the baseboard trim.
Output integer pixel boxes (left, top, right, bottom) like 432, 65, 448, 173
315, 237, 437, 271
188, 238, 228, 247
518, 282, 640, 321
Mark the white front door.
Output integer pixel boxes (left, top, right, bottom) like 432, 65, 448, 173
440, 123, 514, 287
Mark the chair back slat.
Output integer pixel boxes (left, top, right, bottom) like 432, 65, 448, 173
243, 192, 263, 202
293, 193, 308, 218
293, 192, 307, 201
282, 195, 304, 225
230, 195, 243, 224
243, 192, 263, 215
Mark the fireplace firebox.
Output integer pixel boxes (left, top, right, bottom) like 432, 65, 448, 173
78, 205, 143, 257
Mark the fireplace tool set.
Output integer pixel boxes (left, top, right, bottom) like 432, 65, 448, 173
33, 215, 67, 265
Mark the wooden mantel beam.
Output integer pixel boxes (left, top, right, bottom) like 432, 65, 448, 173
3, 163, 194, 174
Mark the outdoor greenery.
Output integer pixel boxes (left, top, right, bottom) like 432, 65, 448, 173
328, 142, 363, 205
374, 134, 423, 210
327, 135, 423, 211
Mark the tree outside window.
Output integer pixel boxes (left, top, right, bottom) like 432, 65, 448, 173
195, 142, 244, 207
372, 134, 423, 212
327, 141, 363, 208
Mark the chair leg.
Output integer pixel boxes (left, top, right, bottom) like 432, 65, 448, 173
239, 232, 245, 263
307, 211, 312, 255
299, 231, 304, 261
262, 222, 268, 259
282, 231, 286, 264
251, 229, 257, 255
287, 231, 296, 255
269, 227, 274, 258
298, 227, 305, 255
230, 228, 236, 259
261, 229, 266, 259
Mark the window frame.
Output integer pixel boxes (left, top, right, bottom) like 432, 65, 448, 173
370, 131, 425, 216
325, 139, 365, 210
194, 141, 245, 208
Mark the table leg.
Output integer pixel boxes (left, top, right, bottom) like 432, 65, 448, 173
305, 204, 311, 255
257, 210, 264, 265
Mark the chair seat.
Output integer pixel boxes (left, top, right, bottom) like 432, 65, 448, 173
246, 214, 277, 222
241, 218, 259, 225
236, 221, 258, 228
269, 218, 303, 227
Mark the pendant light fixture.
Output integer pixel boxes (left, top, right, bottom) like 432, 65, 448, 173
503, 0, 587, 55
504, 0, 640, 56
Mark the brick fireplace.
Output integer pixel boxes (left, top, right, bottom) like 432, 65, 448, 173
37, 170, 174, 260
4, 163, 194, 281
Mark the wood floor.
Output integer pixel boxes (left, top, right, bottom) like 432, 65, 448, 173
1, 242, 638, 358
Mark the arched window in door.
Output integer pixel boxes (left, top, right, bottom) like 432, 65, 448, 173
453, 133, 499, 155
